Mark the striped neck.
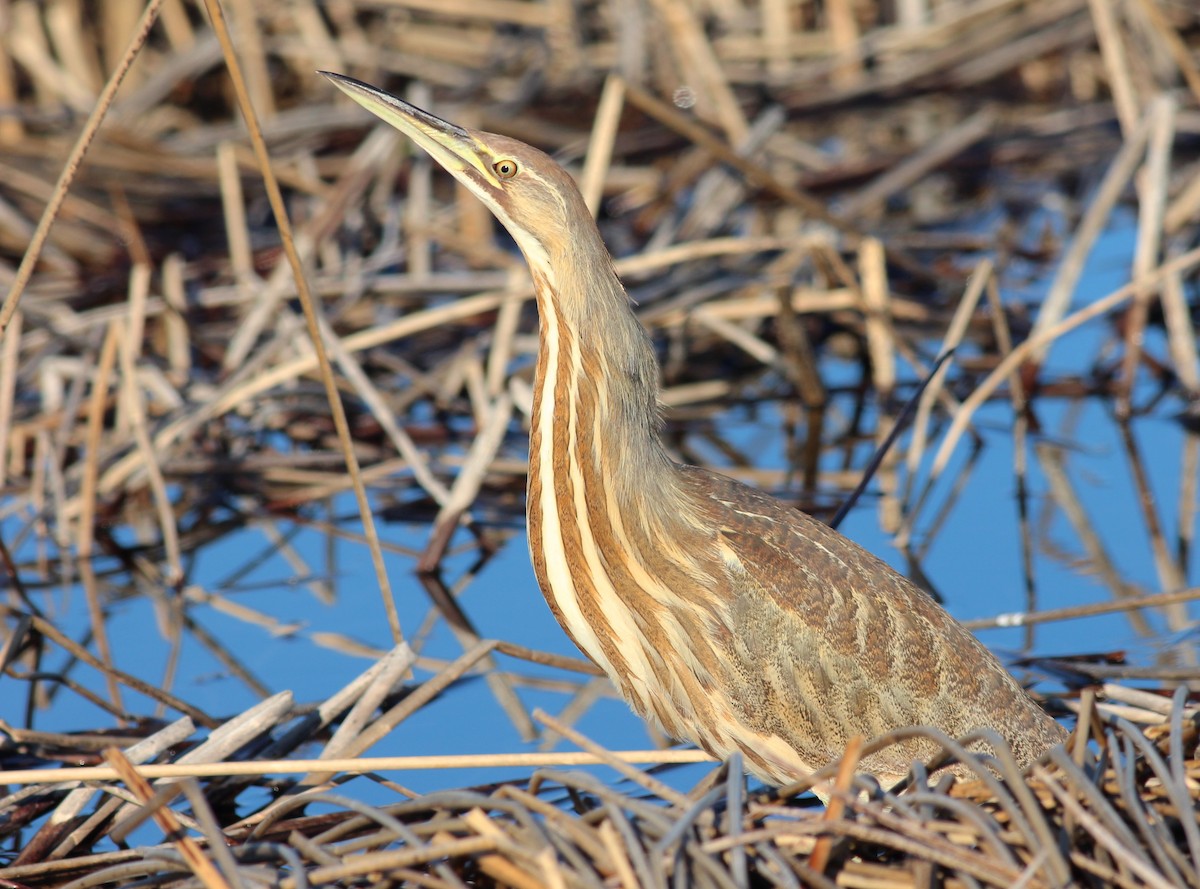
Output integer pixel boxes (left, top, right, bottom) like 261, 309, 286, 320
528, 244, 677, 507
524, 254, 694, 688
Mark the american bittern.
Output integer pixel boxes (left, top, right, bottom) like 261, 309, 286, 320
323, 72, 1067, 788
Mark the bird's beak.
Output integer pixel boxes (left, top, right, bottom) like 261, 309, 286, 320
319, 71, 497, 187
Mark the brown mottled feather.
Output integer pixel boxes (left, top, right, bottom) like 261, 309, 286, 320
678, 466, 1067, 784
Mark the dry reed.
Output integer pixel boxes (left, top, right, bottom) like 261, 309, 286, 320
2, 0, 1200, 884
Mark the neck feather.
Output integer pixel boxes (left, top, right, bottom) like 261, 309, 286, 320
522, 236, 711, 710
530, 243, 679, 504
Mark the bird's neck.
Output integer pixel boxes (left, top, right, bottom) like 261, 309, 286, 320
522, 239, 701, 704
526, 249, 681, 523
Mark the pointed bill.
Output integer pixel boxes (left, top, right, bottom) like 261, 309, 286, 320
319, 71, 500, 189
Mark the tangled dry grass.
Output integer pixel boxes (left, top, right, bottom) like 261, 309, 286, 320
0, 683, 1197, 888
2, 0, 1200, 885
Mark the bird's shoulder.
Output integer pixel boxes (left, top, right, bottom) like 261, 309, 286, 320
675, 463, 943, 616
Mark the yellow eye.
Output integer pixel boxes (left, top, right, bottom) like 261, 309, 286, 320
493, 159, 519, 179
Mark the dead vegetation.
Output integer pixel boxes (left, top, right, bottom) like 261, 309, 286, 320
2, 0, 1200, 885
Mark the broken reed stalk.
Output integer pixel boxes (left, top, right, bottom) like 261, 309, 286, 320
201, 0, 402, 645
3, 690, 1193, 888
2, 1, 1200, 884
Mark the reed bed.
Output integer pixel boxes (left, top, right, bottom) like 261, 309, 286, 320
0, 682, 1196, 888
2, 0, 1200, 885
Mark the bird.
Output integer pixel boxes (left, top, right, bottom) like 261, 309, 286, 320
321, 71, 1067, 790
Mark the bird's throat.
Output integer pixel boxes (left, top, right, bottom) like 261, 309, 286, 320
527, 263, 673, 502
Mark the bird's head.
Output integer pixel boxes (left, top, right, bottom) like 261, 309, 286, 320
321, 72, 595, 283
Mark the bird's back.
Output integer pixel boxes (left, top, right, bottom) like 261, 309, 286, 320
673, 465, 1066, 786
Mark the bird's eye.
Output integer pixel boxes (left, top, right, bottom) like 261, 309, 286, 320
493, 159, 519, 179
